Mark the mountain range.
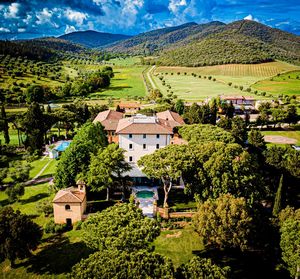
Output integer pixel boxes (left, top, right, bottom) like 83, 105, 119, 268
59, 20, 300, 66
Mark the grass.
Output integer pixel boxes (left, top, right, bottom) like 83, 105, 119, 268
261, 130, 300, 145
153, 61, 300, 101
253, 70, 300, 96
154, 225, 203, 267
89, 65, 147, 100
29, 158, 52, 179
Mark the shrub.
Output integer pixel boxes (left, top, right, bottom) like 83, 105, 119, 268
36, 199, 53, 216
44, 219, 56, 233
74, 221, 83, 230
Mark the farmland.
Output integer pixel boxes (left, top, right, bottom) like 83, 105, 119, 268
151, 62, 300, 101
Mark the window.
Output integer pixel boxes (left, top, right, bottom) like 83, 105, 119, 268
65, 204, 71, 210
129, 134, 132, 138
143, 134, 146, 138
156, 134, 160, 139
129, 143, 133, 150
143, 144, 146, 150
156, 144, 160, 149
111, 132, 115, 136
129, 156, 133, 162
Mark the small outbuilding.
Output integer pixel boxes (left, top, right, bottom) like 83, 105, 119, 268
53, 181, 87, 226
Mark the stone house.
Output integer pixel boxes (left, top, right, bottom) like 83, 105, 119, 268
53, 181, 87, 225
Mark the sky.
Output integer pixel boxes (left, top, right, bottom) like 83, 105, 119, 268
0, 0, 299, 39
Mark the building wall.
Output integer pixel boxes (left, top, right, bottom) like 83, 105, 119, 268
119, 134, 171, 163
107, 130, 119, 144
53, 199, 86, 224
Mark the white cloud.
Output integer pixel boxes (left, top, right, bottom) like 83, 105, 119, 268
0, 27, 10, 33
168, 0, 187, 14
65, 9, 87, 25
36, 8, 53, 25
244, 14, 259, 22
65, 25, 77, 34
18, 28, 26, 33
4, 3, 20, 19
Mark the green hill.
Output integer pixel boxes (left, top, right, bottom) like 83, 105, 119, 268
59, 30, 132, 48
107, 22, 224, 55
157, 20, 300, 66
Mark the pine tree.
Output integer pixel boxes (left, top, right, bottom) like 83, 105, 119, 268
273, 174, 284, 217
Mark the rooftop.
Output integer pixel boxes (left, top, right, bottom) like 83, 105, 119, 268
93, 110, 124, 131
116, 114, 173, 135
156, 110, 185, 129
53, 187, 86, 203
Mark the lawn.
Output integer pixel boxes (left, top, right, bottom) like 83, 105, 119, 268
154, 225, 204, 267
261, 130, 300, 145
89, 65, 147, 100
252, 70, 300, 96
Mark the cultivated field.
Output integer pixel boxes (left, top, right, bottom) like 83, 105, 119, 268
253, 70, 300, 96
151, 62, 300, 101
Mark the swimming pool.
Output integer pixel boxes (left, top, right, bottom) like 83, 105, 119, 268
55, 141, 71, 152
136, 190, 154, 199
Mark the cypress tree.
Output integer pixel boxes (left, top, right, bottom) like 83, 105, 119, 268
1, 105, 10, 144
273, 174, 284, 216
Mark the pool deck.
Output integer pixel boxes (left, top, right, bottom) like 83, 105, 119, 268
132, 186, 158, 217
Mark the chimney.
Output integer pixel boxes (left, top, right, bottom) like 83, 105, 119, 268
76, 180, 86, 193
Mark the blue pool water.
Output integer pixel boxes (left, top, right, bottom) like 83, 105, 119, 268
136, 190, 154, 199
55, 141, 71, 152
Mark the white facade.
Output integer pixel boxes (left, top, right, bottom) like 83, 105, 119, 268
119, 133, 171, 163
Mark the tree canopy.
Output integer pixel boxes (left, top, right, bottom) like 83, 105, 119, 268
179, 124, 235, 144
177, 257, 230, 279
55, 122, 107, 189
82, 202, 160, 252
193, 194, 253, 251
69, 249, 175, 279
0, 207, 42, 266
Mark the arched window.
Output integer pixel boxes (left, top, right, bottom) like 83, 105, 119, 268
65, 204, 71, 210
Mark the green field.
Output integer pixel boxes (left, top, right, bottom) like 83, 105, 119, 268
89, 65, 147, 100
152, 62, 300, 101
253, 70, 300, 96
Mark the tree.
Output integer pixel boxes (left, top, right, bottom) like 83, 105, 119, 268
280, 218, 300, 278
69, 249, 175, 279
285, 105, 298, 126
231, 116, 247, 144
0, 207, 42, 266
209, 98, 218, 125
86, 144, 130, 200
21, 102, 47, 152
225, 101, 235, 118
175, 99, 185, 115
193, 194, 253, 251
273, 174, 284, 217
177, 257, 230, 279
25, 85, 45, 103
1, 105, 9, 144
179, 124, 235, 144
55, 122, 107, 189
138, 145, 192, 207
82, 202, 160, 252
6, 183, 25, 203
248, 129, 266, 150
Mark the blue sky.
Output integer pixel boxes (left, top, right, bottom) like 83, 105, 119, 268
0, 0, 299, 39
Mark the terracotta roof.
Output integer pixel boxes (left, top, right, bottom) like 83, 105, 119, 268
220, 95, 255, 100
53, 187, 86, 203
119, 102, 141, 109
156, 110, 185, 128
116, 115, 173, 135
93, 110, 123, 131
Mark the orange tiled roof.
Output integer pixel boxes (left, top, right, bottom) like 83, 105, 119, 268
119, 102, 141, 109
53, 187, 85, 203
156, 110, 185, 128
116, 116, 173, 135
93, 110, 123, 131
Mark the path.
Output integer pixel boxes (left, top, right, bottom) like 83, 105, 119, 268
264, 135, 297, 144
147, 66, 157, 89
25, 159, 53, 186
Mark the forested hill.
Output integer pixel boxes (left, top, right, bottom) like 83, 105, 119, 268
59, 30, 132, 48
157, 20, 300, 66
0, 40, 55, 61
106, 21, 225, 55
